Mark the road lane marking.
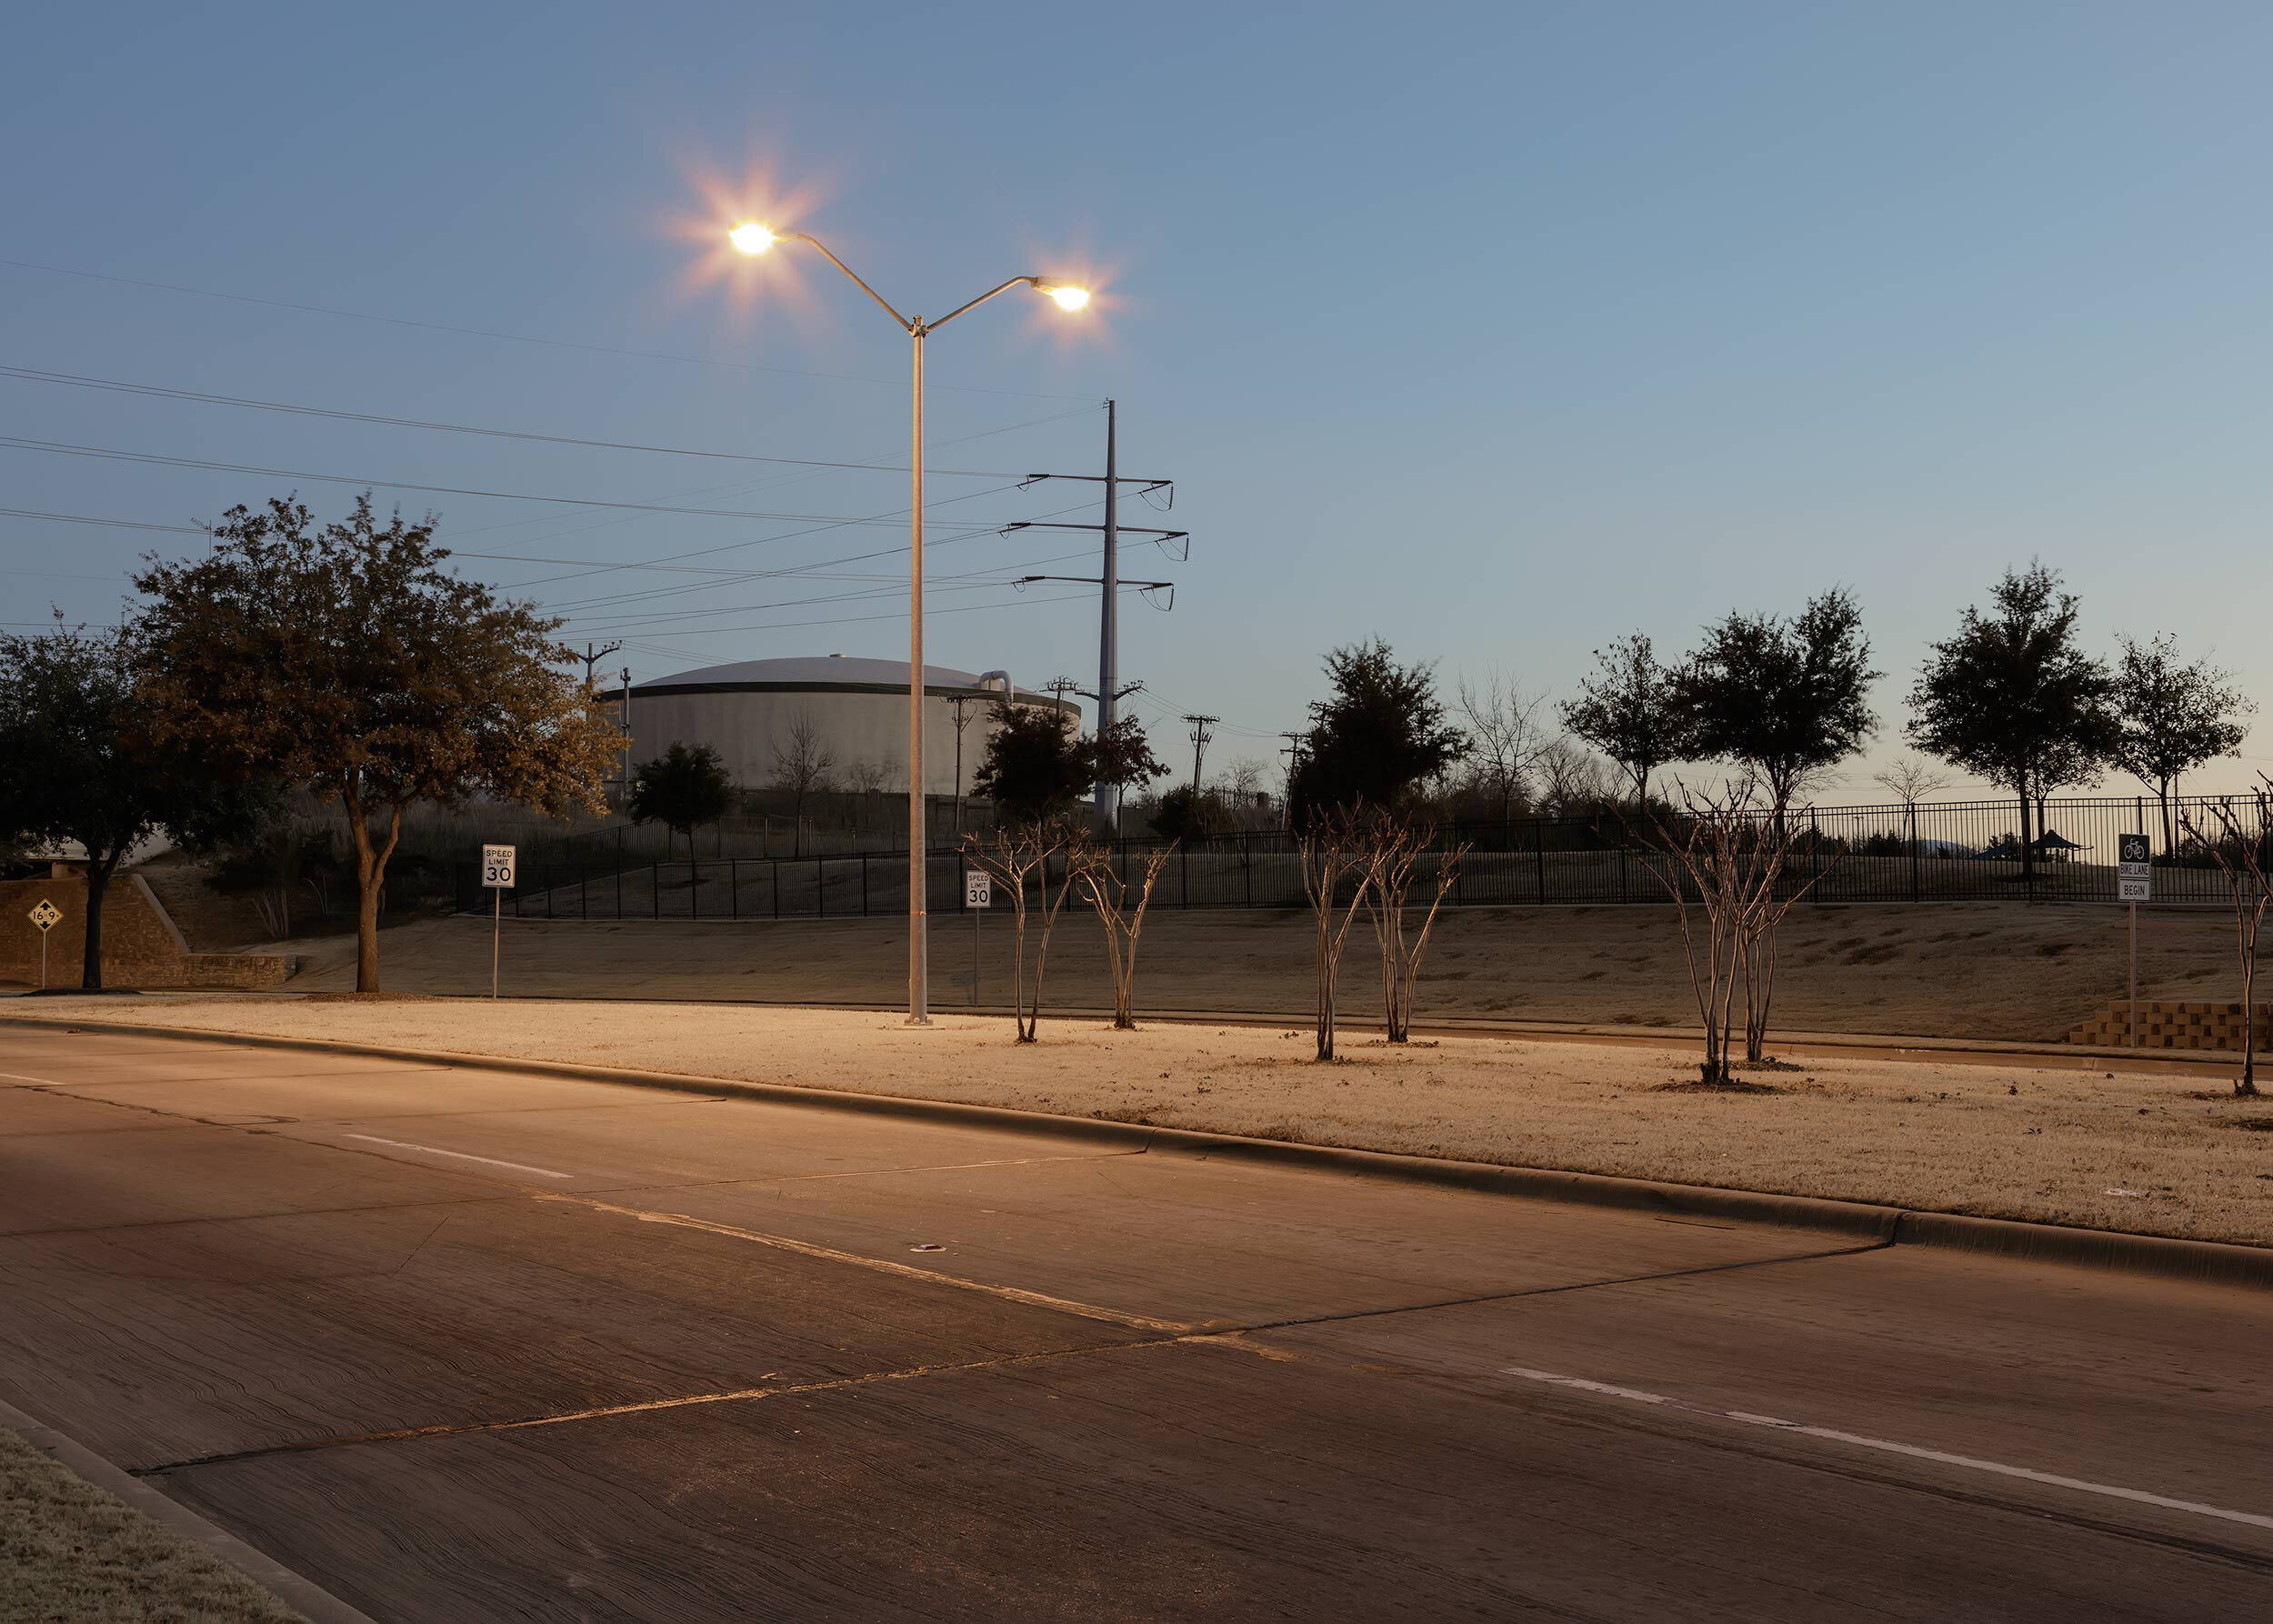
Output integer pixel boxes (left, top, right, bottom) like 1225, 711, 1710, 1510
340, 1133, 572, 1179
539, 1190, 1195, 1336
1502, 1367, 2273, 1534
0, 1070, 65, 1085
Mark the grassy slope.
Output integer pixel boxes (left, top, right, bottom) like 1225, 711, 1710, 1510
0, 1426, 305, 1624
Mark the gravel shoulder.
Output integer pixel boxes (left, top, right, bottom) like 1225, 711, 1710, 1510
15, 997, 2271, 1248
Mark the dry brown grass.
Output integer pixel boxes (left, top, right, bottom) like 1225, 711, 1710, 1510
0, 1426, 305, 1623
145, 900, 2264, 1047
22, 999, 2272, 1248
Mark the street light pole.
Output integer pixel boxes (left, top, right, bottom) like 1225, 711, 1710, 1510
906, 319, 930, 1022
727, 220, 1089, 1026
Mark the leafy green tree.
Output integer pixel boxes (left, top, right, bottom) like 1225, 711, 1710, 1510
1678, 589, 1877, 814
1906, 563, 2117, 887
973, 703, 1093, 823
973, 704, 1166, 825
1288, 638, 1467, 823
2111, 632, 2255, 852
630, 741, 735, 857
135, 496, 624, 993
0, 618, 261, 988
1148, 784, 1204, 842
1091, 713, 1170, 808
1560, 633, 1695, 810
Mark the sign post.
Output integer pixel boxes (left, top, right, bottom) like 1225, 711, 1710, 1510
965, 869, 991, 1006
482, 844, 516, 999
27, 898, 61, 991
2117, 834, 2151, 1048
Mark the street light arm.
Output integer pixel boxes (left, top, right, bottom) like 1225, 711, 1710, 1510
780, 232, 915, 331
926, 277, 1043, 334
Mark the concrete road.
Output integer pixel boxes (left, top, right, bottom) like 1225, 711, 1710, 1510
2, 1027, 2268, 1621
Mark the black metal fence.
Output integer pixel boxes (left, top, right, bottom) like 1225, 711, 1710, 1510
455, 793, 2269, 921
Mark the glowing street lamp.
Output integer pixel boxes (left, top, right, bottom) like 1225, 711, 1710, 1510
726, 220, 1089, 1026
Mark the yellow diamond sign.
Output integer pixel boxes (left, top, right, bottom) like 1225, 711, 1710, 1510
28, 899, 62, 932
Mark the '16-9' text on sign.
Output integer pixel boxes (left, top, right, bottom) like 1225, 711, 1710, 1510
2118, 833, 2151, 903
483, 845, 516, 890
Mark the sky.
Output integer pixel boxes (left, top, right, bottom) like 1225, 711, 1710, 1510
5, 0, 2271, 801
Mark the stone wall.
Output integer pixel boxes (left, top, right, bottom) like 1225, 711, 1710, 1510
0, 870, 287, 990
2068, 1000, 2273, 1051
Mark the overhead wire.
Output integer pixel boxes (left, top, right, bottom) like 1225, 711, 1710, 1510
0, 256, 1096, 401
0, 362, 1035, 477
0, 435, 1035, 526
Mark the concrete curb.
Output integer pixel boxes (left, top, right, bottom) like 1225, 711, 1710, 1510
10, 1013, 2270, 1290
0, 1396, 380, 1624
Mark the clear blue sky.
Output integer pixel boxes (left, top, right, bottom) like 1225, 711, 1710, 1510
6, 1, 2270, 797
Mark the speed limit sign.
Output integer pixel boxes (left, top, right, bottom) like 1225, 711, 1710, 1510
482, 844, 516, 888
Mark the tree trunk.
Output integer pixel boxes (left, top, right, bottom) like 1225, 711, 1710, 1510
79, 851, 121, 990
2159, 779, 2175, 857
345, 792, 404, 995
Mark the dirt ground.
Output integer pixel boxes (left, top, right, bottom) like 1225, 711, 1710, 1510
16, 1000, 2270, 1248
194, 899, 2262, 1045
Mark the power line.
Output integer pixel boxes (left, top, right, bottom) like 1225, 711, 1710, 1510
0, 256, 1096, 402
0, 435, 1031, 526
0, 362, 1033, 477
592, 586, 1102, 647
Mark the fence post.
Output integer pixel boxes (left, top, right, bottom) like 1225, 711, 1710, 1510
730, 857, 739, 920
772, 857, 781, 920
1909, 803, 1921, 903
1244, 835, 1253, 908
1618, 844, 1628, 903
689, 859, 699, 920
1810, 812, 1822, 903
616, 862, 623, 920
1534, 821, 1547, 904
816, 857, 826, 919
651, 863, 659, 921
862, 853, 870, 917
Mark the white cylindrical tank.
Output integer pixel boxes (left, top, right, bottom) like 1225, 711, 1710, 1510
606, 655, 1075, 795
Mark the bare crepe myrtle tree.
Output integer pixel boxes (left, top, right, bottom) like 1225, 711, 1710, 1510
1075, 840, 1177, 1029
1640, 775, 1830, 1084
1298, 808, 1374, 1061
961, 822, 1082, 1043
2178, 778, 2272, 1098
1736, 817, 1837, 1066
1362, 817, 1469, 1043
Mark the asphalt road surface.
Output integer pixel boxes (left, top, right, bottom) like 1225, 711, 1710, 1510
2, 1025, 2269, 1621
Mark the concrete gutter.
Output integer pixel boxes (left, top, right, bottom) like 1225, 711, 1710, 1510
0, 1395, 379, 1624
10, 1013, 2270, 1292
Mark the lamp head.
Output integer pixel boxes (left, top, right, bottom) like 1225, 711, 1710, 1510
1032, 279, 1091, 311
727, 221, 777, 256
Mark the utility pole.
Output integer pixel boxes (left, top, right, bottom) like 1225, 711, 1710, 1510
619, 667, 635, 807
946, 694, 981, 834
1184, 714, 1217, 822
581, 640, 622, 689
1016, 401, 1185, 836
1278, 731, 1307, 829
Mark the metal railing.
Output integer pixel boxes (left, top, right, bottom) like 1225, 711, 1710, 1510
453, 792, 2269, 920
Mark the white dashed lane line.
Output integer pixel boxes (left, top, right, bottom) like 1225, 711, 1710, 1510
1503, 1366, 2273, 1534
339, 1133, 574, 1179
